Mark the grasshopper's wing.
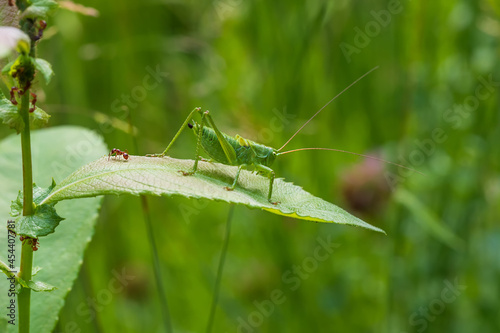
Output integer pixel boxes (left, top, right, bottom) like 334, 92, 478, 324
205, 112, 238, 165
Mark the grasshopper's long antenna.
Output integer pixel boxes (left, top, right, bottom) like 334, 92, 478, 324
277, 147, 425, 175
277, 66, 379, 152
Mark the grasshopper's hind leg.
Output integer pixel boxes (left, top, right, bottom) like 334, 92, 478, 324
255, 164, 279, 205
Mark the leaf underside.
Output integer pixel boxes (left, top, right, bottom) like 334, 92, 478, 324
44, 155, 385, 233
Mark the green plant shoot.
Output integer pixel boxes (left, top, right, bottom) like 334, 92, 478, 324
148, 66, 420, 204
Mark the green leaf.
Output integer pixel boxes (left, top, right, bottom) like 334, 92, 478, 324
30, 106, 51, 130
17, 277, 28, 289
2, 60, 15, 75
43, 155, 385, 233
0, 27, 30, 58
21, 0, 59, 19
0, 97, 22, 132
11, 184, 65, 237
0, 126, 106, 333
27, 280, 57, 292
33, 58, 54, 84
32, 266, 42, 276
0, 97, 50, 133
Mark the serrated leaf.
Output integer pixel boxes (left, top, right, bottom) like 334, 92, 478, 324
10, 190, 23, 217
11, 183, 64, 238
14, 205, 64, 238
0, 27, 30, 58
0, 97, 50, 133
33, 58, 53, 84
27, 280, 56, 292
43, 156, 384, 233
21, 0, 59, 19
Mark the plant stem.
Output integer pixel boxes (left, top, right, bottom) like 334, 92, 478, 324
0, 259, 17, 279
206, 205, 234, 333
20, 92, 34, 215
18, 90, 34, 333
140, 196, 173, 333
128, 108, 172, 332
18, 240, 33, 333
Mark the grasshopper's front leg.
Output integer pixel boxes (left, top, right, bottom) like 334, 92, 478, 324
146, 107, 202, 157
254, 164, 279, 205
183, 109, 238, 176
181, 110, 209, 175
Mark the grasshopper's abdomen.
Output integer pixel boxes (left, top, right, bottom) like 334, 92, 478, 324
193, 125, 239, 165
190, 123, 277, 167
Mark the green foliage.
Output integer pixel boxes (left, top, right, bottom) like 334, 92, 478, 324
20, 0, 59, 19
0, 97, 50, 133
0, 126, 106, 333
0, 0, 498, 332
11, 181, 64, 238
26, 280, 56, 293
32, 58, 53, 84
42, 155, 384, 233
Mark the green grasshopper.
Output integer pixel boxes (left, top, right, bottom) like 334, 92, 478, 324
148, 67, 418, 204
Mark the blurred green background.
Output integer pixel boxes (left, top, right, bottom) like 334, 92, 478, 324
2, 0, 500, 332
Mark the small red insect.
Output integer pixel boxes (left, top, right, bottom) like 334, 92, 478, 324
29, 92, 37, 112
108, 148, 129, 161
33, 20, 47, 41
19, 236, 39, 251
38, 20, 47, 30
31, 238, 39, 251
10, 87, 19, 105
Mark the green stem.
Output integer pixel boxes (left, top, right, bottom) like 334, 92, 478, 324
18, 90, 34, 333
0, 259, 17, 279
20, 92, 34, 215
18, 241, 33, 333
206, 205, 234, 333
128, 107, 172, 332
140, 196, 172, 333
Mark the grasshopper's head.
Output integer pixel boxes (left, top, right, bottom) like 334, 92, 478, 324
247, 141, 278, 167
259, 147, 278, 167
187, 121, 200, 133
268, 149, 278, 166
